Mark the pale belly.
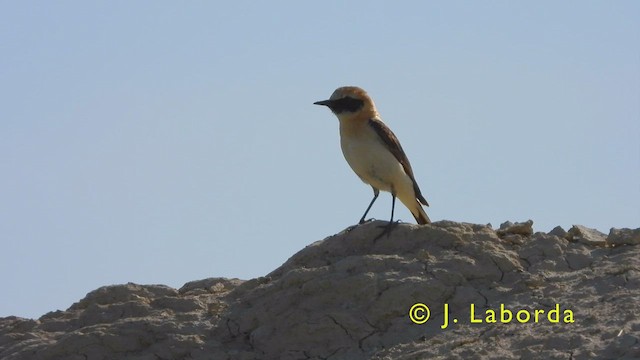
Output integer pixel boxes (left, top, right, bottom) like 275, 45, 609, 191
340, 136, 409, 194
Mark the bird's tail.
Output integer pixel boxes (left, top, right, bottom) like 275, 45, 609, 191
398, 195, 431, 225
412, 201, 431, 225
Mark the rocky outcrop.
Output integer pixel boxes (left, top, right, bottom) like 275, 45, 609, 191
1, 221, 639, 359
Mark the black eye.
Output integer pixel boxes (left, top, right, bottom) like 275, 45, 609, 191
331, 97, 364, 114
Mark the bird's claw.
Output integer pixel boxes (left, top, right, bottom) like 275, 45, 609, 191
373, 220, 400, 241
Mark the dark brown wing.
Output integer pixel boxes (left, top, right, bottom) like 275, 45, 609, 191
368, 118, 429, 206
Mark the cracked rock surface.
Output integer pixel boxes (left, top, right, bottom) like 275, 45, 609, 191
1, 221, 639, 359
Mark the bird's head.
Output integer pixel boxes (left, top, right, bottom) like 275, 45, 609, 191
314, 86, 377, 120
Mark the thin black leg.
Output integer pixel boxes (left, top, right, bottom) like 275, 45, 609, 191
374, 193, 399, 240
359, 187, 379, 224
389, 194, 396, 223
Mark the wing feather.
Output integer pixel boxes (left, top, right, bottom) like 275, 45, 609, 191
368, 118, 429, 206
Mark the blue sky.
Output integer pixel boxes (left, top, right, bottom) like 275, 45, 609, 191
1, 1, 638, 319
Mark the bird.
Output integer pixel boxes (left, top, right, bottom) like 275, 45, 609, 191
314, 86, 431, 233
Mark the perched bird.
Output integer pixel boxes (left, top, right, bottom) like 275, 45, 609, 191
314, 86, 431, 232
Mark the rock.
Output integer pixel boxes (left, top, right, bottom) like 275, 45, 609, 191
178, 277, 244, 295
548, 226, 567, 238
496, 220, 534, 238
566, 225, 607, 246
607, 227, 640, 246
1, 220, 639, 359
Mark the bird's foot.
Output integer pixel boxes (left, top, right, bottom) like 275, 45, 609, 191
347, 218, 377, 232
358, 217, 377, 225
373, 220, 401, 241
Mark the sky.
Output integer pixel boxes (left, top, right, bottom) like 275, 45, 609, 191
1, 1, 638, 319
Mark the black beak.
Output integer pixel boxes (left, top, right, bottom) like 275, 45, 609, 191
313, 99, 333, 106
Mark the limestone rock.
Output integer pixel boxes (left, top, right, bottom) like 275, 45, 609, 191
1, 220, 639, 359
548, 225, 567, 238
566, 225, 607, 246
496, 220, 534, 238
607, 227, 640, 247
